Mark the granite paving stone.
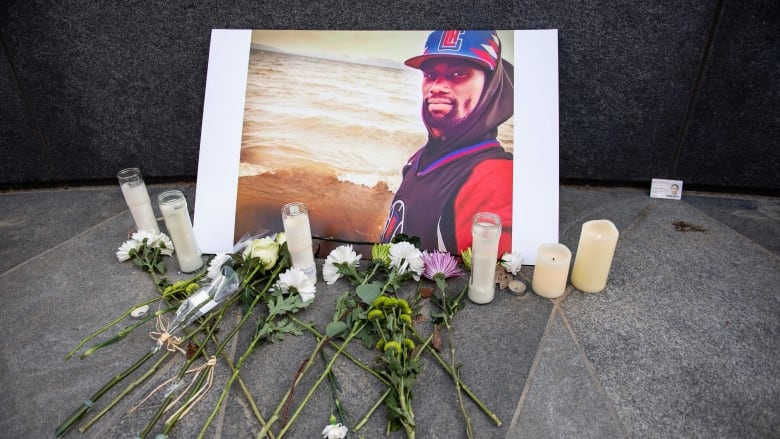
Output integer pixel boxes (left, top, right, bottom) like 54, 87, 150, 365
562, 196, 780, 438
0, 185, 778, 438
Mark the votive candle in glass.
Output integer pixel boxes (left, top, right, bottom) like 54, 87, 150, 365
468, 212, 502, 304
158, 190, 203, 273
531, 243, 571, 298
117, 167, 159, 233
281, 202, 317, 283
570, 219, 619, 293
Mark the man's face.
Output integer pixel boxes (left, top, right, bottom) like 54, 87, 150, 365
421, 59, 486, 134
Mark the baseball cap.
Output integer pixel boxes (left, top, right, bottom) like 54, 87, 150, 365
404, 30, 501, 71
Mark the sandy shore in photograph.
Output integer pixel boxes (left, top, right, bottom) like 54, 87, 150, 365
236, 167, 394, 257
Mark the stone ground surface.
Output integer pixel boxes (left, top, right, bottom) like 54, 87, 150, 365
0, 184, 778, 439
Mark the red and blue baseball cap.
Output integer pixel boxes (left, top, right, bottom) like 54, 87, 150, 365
404, 30, 501, 71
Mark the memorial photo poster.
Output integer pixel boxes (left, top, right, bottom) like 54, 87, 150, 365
194, 29, 559, 264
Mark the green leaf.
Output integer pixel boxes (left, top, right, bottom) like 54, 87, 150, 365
326, 321, 348, 337
356, 282, 382, 305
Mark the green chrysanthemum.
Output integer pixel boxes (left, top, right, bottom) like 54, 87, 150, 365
399, 314, 412, 326
375, 339, 385, 351
397, 299, 412, 315
367, 309, 384, 321
383, 341, 402, 354
403, 338, 415, 351
371, 243, 392, 265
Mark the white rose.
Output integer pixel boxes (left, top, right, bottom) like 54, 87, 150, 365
242, 237, 280, 270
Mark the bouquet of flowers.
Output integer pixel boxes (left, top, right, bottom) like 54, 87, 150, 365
56, 232, 317, 438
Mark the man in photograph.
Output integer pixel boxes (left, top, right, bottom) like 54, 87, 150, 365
381, 30, 514, 255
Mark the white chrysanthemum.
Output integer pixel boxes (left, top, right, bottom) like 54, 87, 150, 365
130, 230, 174, 255
322, 245, 361, 285
131, 230, 157, 244
207, 253, 232, 280
321, 422, 348, 439
500, 251, 523, 275
276, 268, 316, 302
116, 239, 139, 262
389, 241, 424, 281
154, 233, 175, 256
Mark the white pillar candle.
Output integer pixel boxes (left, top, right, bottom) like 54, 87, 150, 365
531, 243, 571, 298
281, 202, 317, 283
158, 190, 203, 273
117, 168, 159, 233
570, 219, 619, 293
468, 212, 502, 304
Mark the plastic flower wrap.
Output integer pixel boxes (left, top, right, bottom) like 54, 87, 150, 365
154, 266, 240, 352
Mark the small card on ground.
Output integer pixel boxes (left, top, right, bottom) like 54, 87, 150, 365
650, 178, 683, 200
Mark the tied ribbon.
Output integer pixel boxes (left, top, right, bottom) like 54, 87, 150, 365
130, 356, 218, 424
150, 315, 186, 354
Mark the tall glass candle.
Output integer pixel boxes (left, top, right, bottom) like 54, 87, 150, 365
158, 190, 203, 273
468, 212, 501, 304
531, 243, 571, 298
570, 219, 619, 293
117, 167, 159, 233
281, 202, 317, 283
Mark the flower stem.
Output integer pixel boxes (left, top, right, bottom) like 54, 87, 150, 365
275, 322, 364, 438
209, 331, 275, 437
195, 263, 286, 438
64, 299, 173, 360
54, 349, 156, 437
287, 314, 388, 386
411, 329, 502, 427
78, 349, 175, 433
353, 387, 391, 432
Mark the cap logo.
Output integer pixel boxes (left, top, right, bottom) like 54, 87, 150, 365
438, 30, 464, 51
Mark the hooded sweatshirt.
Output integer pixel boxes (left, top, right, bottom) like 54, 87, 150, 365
381, 58, 514, 255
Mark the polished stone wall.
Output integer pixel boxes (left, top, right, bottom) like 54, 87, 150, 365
0, 0, 777, 192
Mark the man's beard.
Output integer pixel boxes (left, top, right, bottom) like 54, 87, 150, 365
423, 100, 469, 132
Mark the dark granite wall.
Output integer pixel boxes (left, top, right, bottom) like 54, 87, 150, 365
0, 0, 777, 192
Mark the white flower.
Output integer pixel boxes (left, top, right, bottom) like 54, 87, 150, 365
276, 268, 316, 302
389, 241, 424, 281
116, 239, 139, 262
131, 230, 155, 242
322, 422, 348, 439
322, 245, 361, 285
207, 253, 232, 280
500, 251, 523, 275
154, 233, 175, 256
130, 230, 174, 256
274, 231, 287, 245
243, 237, 280, 270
